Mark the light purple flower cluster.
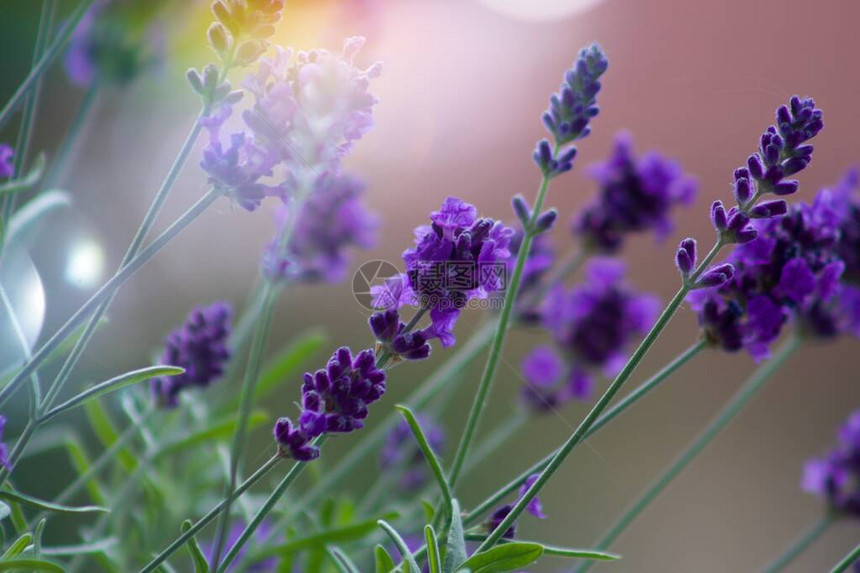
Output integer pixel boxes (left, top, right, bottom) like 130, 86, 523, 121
379, 415, 445, 490
803, 410, 860, 518
0, 416, 9, 470
387, 197, 513, 348
504, 230, 555, 324
575, 132, 697, 253
0, 144, 13, 179
273, 347, 386, 461
200, 37, 381, 211
520, 259, 659, 407
485, 474, 547, 540
261, 173, 378, 283
534, 43, 608, 178
150, 302, 233, 408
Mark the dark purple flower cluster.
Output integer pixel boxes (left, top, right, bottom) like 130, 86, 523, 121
521, 259, 658, 407
575, 132, 697, 253
150, 302, 232, 408
0, 144, 14, 179
803, 410, 860, 518
485, 474, 547, 540
395, 197, 513, 348
200, 37, 380, 211
261, 174, 378, 283
274, 347, 386, 461
534, 43, 608, 178
504, 230, 555, 324
379, 415, 445, 490
0, 416, 9, 470
369, 309, 433, 362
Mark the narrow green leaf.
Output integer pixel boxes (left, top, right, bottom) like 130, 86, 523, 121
462, 535, 621, 561
5, 499, 25, 534
458, 542, 543, 573
5, 189, 71, 244
378, 520, 421, 573
33, 519, 46, 559
0, 153, 45, 196
328, 547, 360, 573
0, 560, 64, 572
64, 437, 106, 504
421, 500, 436, 523
0, 533, 31, 560
425, 525, 442, 573
41, 366, 183, 423
181, 520, 210, 573
443, 499, 467, 573
155, 411, 268, 458
84, 400, 137, 472
0, 491, 107, 515
40, 538, 118, 556
267, 512, 399, 556
375, 544, 396, 573
395, 406, 452, 514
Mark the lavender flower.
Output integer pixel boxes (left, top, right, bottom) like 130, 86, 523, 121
204, 519, 277, 572
505, 230, 555, 323
0, 416, 10, 470
521, 258, 659, 406
574, 132, 697, 253
485, 473, 548, 540
274, 347, 386, 461
150, 302, 233, 408
201, 37, 381, 211
261, 174, 378, 282
369, 309, 433, 362
803, 409, 860, 518
399, 197, 513, 347
0, 144, 13, 179
379, 415, 445, 490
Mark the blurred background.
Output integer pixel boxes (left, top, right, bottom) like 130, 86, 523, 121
1, 0, 859, 570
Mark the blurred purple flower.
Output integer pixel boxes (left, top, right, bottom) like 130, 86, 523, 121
0, 144, 14, 179
204, 519, 277, 572
0, 416, 9, 470
485, 473, 548, 540
574, 132, 697, 253
151, 301, 232, 408
379, 414, 445, 490
803, 409, 860, 518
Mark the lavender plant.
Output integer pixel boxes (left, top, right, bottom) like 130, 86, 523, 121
0, 2, 858, 572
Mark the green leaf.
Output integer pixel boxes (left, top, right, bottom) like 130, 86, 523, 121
0, 533, 31, 560
155, 410, 268, 458
425, 525, 442, 573
395, 406, 452, 515
458, 543, 543, 573
267, 512, 399, 556
462, 536, 620, 561
0, 153, 45, 197
40, 538, 118, 556
0, 560, 64, 572
378, 520, 421, 573
443, 499, 467, 573
84, 400, 137, 473
5, 189, 71, 245
0, 490, 107, 515
421, 500, 436, 523
33, 519, 46, 559
0, 502, 9, 522
41, 366, 183, 423
225, 329, 327, 411
375, 545, 396, 573
64, 437, 106, 504
181, 520, 210, 573
328, 547, 360, 573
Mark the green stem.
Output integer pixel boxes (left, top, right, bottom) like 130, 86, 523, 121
139, 455, 282, 573
577, 336, 801, 573
761, 513, 835, 573
217, 438, 327, 573
40, 81, 100, 190
447, 161, 556, 490
474, 241, 722, 553
0, 0, 93, 132
830, 538, 860, 573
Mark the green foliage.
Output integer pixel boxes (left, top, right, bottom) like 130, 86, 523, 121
0, 490, 107, 515
458, 543, 543, 573
181, 520, 210, 573
443, 499, 467, 573
378, 520, 421, 573
375, 545, 396, 573
425, 525, 442, 573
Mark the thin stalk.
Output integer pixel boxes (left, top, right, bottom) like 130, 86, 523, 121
577, 336, 801, 573
0, 283, 43, 415
447, 156, 557, 490
217, 438, 327, 573
139, 455, 282, 573
475, 244, 722, 553
464, 340, 706, 526
831, 539, 860, 573
0, 0, 93, 132
40, 81, 100, 190
761, 513, 835, 573
0, 186, 222, 429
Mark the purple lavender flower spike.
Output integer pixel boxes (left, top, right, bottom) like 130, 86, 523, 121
803, 409, 860, 518
379, 415, 446, 490
262, 174, 378, 283
503, 230, 555, 324
675, 238, 696, 277
694, 263, 735, 288
369, 309, 432, 362
0, 144, 14, 179
0, 416, 10, 470
520, 345, 564, 410
520, 474, 548, 519
574, 132, 697, 253
151, 301, 233, 408
402, 197, 513, 347
485, 472, 548, 538
274, 418, 319, 461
